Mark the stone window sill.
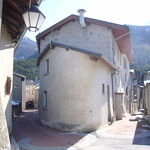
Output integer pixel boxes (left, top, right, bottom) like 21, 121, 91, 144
42, 106, 48, 110
43, 73, 49, 76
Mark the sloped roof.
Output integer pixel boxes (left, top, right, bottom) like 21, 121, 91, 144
36, 15, 132, 61
13, 72, 26, 81
37, 41, 117, 70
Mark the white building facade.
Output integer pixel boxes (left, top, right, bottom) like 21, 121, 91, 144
37, 14, 132, 131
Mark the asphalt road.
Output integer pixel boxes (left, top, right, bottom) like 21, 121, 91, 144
12, 110, 150, 150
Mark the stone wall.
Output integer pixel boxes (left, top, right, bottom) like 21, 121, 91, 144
40, 21, 113, 63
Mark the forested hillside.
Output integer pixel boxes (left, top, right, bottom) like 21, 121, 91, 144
14, 37, 38, 80
130, 25, 150, 84
14, 59, 38, 80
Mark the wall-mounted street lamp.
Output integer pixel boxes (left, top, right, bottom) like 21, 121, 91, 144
22, 3, 45, 32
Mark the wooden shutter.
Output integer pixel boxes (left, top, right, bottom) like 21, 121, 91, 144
6, 77, 11, 95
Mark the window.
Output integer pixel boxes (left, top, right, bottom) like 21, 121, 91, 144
46, 59, 49, 73
126, 87, 128, 96
6, 77, 11, 95
125, 73, 127, 82
123, 57, 127, 69
43, 91, 47, 107
120, 55, 122, 65
102, 84, 105, 94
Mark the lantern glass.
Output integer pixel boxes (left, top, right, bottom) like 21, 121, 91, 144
23, 12, 30, 27
37, 13, 45, 29
22, 5, 45, 32
29, 11, 40, 27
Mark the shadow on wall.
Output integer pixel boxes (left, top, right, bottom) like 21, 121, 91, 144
132, 120, 150, 145
4, 76, 12, 134
0, 96, 10, 150
0, 43, 15, 51
5, 92, 12, 134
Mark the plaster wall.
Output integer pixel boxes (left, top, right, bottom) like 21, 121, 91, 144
40, 21, 113, 63
26, 84, 35, 101
34, 88, 39, 108
114, 41, 130, 92
0, 1, 11, 149
0, 23, 14, 133
39, 47, 113, 131
25, 83, 38, 108
111, 35, 130, 117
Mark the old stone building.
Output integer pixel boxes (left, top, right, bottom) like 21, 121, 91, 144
37, 11, 132, 132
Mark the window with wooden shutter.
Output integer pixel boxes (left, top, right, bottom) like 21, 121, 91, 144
6, 77, 11, 95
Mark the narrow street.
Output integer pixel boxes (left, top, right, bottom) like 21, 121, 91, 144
12, 110, 150, 150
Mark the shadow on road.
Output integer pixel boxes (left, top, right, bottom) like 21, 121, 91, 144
12, 110, 86, 148
132, 120, 150, 145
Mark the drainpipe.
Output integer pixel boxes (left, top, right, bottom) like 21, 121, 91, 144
77, 9, 86, 28
111, 70, 116, 122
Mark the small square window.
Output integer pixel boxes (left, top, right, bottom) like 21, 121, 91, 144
46, 59, 49, 73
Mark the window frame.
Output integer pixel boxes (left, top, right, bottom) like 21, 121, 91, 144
43, 90, 47, 108
46, 59, 49, 74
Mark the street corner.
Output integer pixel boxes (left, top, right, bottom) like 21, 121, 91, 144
72, 134, 97, 149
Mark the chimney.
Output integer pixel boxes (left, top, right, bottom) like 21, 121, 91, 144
77, 9, 86, 28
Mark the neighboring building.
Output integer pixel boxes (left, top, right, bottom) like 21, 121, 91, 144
126, 69, 143, 114
36, 11, 132, 132
12, 73, 26, 110
26, 80, 39, 109
143, 80, 150, 122
143, 71, 150, 122
0, 0, 44, 149
34, 85, 40, 109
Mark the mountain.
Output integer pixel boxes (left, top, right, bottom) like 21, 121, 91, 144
14, 37, 39, 80
14, 37, 37, 59
130, 25, 150, 65
130, 26, 150, 84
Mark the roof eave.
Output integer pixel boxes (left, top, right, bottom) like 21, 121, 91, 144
37, 41, 117, 71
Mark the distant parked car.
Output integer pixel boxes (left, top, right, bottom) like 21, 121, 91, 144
26, 101, 34, 109
12, 99, 22, 116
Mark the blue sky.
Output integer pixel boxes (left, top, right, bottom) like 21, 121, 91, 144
26, 0, 150, 41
